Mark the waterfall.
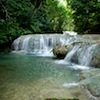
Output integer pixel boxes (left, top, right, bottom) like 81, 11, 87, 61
12, 34, 100, 67
12, 34, 66, 56
79, 44, 97, 66
36, 35, 54, 56
12, 38, 20, 51
64, 44, 99, 67
64, 45, 81, 62
22, 36, 31, 52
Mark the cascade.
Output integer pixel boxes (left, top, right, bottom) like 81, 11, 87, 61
64, 45, 81, 62
12, 37, 21, 51
12, 34, 67, 56
64, 43, 99, 67
78, 44, 97, 66
22, 36, 31, 51
12, 34, 100, 67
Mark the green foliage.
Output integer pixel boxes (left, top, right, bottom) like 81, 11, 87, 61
0, 0, 33, 45
68, 0, 100, 34
0, 0, 100, 46
0, 0, 74, 46
44, 0, 74, 31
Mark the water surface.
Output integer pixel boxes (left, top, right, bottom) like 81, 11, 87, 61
0, 53, 89, 100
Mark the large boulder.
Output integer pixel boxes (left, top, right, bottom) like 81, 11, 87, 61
53, 44, 70, 58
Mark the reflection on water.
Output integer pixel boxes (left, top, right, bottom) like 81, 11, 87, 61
0, 53, 89, 100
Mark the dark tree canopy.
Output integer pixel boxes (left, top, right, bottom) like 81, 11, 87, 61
68, 0, 100, 34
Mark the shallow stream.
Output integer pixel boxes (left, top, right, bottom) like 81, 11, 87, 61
0, 53, 90, 100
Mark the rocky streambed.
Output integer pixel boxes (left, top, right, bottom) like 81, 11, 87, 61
80, 68, 100, 100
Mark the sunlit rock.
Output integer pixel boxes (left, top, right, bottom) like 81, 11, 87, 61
53, 44, 70, 58
63, 31, 77, 36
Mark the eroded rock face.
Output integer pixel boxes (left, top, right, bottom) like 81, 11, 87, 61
53, 44, 70, 58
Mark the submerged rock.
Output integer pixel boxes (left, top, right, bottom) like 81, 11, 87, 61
80, 69, 100, 100
53, 44, 70, 58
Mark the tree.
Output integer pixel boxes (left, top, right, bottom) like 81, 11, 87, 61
68, 0, 100, 34
0, 0, 75, 46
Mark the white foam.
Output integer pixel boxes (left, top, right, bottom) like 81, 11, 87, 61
70, 64, 90, 70
54, 60, 68, 65
54, 60, 90, 70
62, 82, 79, 87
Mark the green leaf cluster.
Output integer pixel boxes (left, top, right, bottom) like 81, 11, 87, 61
0, 0, 74, 45
68, 0, 100, 34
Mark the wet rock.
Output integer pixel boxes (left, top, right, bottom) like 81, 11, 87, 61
53, 44, 70, 59
80, 69, 100, 99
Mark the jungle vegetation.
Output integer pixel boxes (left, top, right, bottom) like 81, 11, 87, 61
0, 0, 100, 47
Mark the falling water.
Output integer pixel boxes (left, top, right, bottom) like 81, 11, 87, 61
79, 44, 97, 66
12, 34, 67, 56
12, 34, 99, 67
64, 44, 99, 67
22, 36, 31, 52
64, 45, 81, 62
12, 37, 21, 51
37, 35, 54, 56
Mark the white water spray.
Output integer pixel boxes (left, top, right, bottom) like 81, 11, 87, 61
12, 34, 66, 56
